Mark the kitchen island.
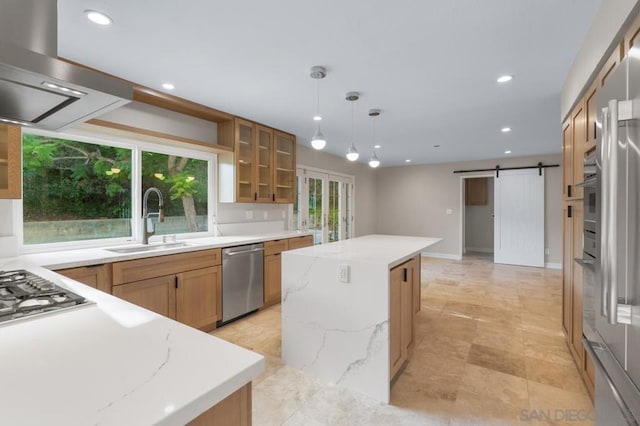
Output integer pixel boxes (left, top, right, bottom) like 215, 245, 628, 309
281, 234, 440, 403
0, 258, 264, 426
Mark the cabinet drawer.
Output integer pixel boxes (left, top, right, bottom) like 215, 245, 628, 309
287, 235, 313, 250
113, 248, 221, 285
264, 239, 288, 256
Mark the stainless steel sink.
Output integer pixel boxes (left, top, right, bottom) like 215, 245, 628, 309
105, 242, 196, 254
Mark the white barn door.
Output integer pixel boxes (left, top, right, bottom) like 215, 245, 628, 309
494, 169, 545, 267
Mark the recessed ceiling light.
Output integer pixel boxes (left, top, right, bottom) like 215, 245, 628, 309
505, 150, 512, 154
497, 75, 513, 83
501, 127, 511, 133
162, 83, 175, 90
405, 159, 411, 163
85, 10, 112, 26
313, 115, 322, 121
374, 145, 381, 149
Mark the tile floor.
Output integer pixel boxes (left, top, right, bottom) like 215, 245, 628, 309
211, 255, 594, 425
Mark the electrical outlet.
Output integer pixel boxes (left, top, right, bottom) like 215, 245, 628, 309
263, 211, 268, 220
245, 210, 253, 220
281, 211, 286, 219
446, 209, 453, 215
545, 247, 550, 255
338, 264, 350, 283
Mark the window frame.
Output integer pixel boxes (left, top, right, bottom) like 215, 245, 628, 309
17, 127, 217, 253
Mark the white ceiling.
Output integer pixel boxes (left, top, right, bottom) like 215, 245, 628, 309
58, 0, 601, 167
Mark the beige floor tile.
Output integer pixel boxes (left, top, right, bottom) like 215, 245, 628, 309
467, 344, 527, 379
527, 381, 594, 426
525, 356, 588, 394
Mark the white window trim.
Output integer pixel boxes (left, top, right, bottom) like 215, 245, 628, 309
17, 128, 218, 254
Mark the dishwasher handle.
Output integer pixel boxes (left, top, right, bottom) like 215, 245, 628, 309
224, 247, 264, 257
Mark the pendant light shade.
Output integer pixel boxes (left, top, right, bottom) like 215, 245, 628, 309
345, 91, 360, 161
311, 127, 327, 150
368, 150, 380, 168
368, 108, 382, 168
346, 143, 359, 161
310, 66, 327, 150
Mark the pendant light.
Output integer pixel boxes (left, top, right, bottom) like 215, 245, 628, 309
310, 66, 327, 150
368, 109, 381, 168
345, 91, 360, 161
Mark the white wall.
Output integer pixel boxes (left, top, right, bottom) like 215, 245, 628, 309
375, 154, 562, 264
561, 0, 640, 120
464, 177, 494, 253
296, 145, 377, 237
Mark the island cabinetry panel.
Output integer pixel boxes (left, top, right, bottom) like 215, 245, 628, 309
111, 249, 221, 331
0, 124, 21, 199
57, 263, 112, 294
188, 383, 252, 426
390, 256, 418, 380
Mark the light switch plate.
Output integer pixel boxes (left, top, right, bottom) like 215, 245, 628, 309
446, 209, 453, 215
338, 264, 350, 283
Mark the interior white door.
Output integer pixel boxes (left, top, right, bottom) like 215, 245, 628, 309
494, 169, 545, 267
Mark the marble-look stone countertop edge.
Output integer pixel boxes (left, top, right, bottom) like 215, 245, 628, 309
13, 231, 313, 270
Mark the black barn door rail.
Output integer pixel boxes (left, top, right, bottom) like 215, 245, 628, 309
453, 162, 559, 178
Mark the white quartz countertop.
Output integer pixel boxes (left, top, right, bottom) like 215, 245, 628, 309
17, 231, 313, 270
0, 259, 265, 426
283, 234, 441, 268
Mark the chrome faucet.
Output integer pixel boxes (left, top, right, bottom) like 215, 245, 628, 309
142, 187, 164, 244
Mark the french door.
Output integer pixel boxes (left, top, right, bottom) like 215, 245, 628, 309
294, 168, 354, 244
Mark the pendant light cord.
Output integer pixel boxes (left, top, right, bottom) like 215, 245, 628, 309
316, 78, 320, 116
351, 101, 355, 147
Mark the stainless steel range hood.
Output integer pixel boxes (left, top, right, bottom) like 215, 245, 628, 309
0, 0, 132, 130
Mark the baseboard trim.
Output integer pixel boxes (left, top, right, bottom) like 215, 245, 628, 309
545, 262, 562, 269
464, 247, 493, 254
422, 252, 463, 260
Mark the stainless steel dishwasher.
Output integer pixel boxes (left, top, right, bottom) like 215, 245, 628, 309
221, 243, 264, 324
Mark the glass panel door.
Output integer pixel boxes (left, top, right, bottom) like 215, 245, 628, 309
235, 119, 255, 202
328, 179, 340, 242
274, 131, 295, 203
308, 172, 326, 244
256, 126, 273, 202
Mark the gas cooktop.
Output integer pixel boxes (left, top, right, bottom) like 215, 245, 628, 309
0, 269, 90, 324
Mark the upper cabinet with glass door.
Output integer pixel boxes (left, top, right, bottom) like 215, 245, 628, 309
274, 131, 296, 203
218, 119, 296, 204
0, 124, 21, 199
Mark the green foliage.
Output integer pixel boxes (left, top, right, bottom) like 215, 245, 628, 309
22, 134, 208, 222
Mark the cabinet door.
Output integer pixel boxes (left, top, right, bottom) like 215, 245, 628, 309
562, 203, 573, 337
57, 264, 112, 293
235, 119, 256, 202
465, 178, 488, 205
401, 262, 416, 354
599, 43, 623, 87
112, 275, 176, 319
572, 103, 586, 200
585, 84, 598, 153
274, 131, 296, 203
0, 124, 21, 199
562, 120, 573, 200
264, 253, 281, 307
412, 255, 421, 314
570, 203, 584, 361
176, 266, 221, 330
256, 125, 274, 203
389, 265, 404, 379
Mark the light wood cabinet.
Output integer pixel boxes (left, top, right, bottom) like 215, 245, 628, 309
412, 256, 421, 314
0, 124, 21, 199
562, 119, 573, 200
571, 103, 586, 200
287, 235, 314, 250
112, 249, 221, 331
570, 203, 584, 362
390, 256, 418, 380
274, 131, 296, 203
177, 266, 221, 330
256, 125, 274, 203
562, 202, 573, 338
218, 119, 296, 204
585, 83, 598, 154
112, 275, 177, 319
57, 264, 112, 294
188, 383, 251, 426
264, 253, 282, 308
464, 177, 488, 205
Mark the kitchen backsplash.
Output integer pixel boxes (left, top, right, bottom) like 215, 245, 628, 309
215, 202, 291, 236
